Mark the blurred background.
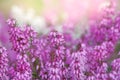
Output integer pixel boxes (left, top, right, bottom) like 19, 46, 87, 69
0, 0, 119, 34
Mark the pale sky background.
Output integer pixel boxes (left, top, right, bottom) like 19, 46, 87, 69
0, 0, 119, 33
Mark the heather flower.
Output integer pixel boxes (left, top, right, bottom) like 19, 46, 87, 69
7, 19, 36, 53
34, 30, 65, 62
7, 18, 16, 27
40, 60, 67, 80
0, 47, 8, 79
48, 30, 64, 47
81, 1, 119, 47
47, 61, 62, 80
47, 30, 65, 60
9, 54, 32, 80
40, 67, 48, 80
87, 42, 113, 68
70, 50, 87, 80
40, 61, 65, 80
109, 58, 120, 80
86, 62, 109, 80
29, 38, 40, 58
0, 2, 120, 79
39, 30, 66, 80
81, 19, 115, 46
9, 26, 30, 52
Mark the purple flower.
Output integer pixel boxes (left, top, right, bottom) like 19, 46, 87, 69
48, 30, 64, 46
38, 30, 66, 80
0, 3, 118, 79
7, 19, 36, 53
70, 50, 87, 80
109, 58, 120, 80
0, 47, 8, 79
9, 54, 32, 80
81, 5, 120, 47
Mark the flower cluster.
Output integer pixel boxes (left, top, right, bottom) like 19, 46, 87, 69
8, 54, 32, 80
0, 47, 9, 80
38, 31, 66, 80
1, 2, 120, 80
7, 19, 36, 53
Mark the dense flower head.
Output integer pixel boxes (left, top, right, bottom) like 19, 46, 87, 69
81, 17, 120, 47
87, 41, 114, 64
7, 18, 16, 27
37, 30, 67, 80
70, 51, 87, 80
46, 61, 62, 80
81, 2, 120, 47
109, 58, 120, 80
9, 54, 32, 80
5, 15, 120, 79
32, 30, 66, 62
0, 47, 8, 79
48, 30, 65, 46
86, 62, 109, 80
7, 19, 36, 53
